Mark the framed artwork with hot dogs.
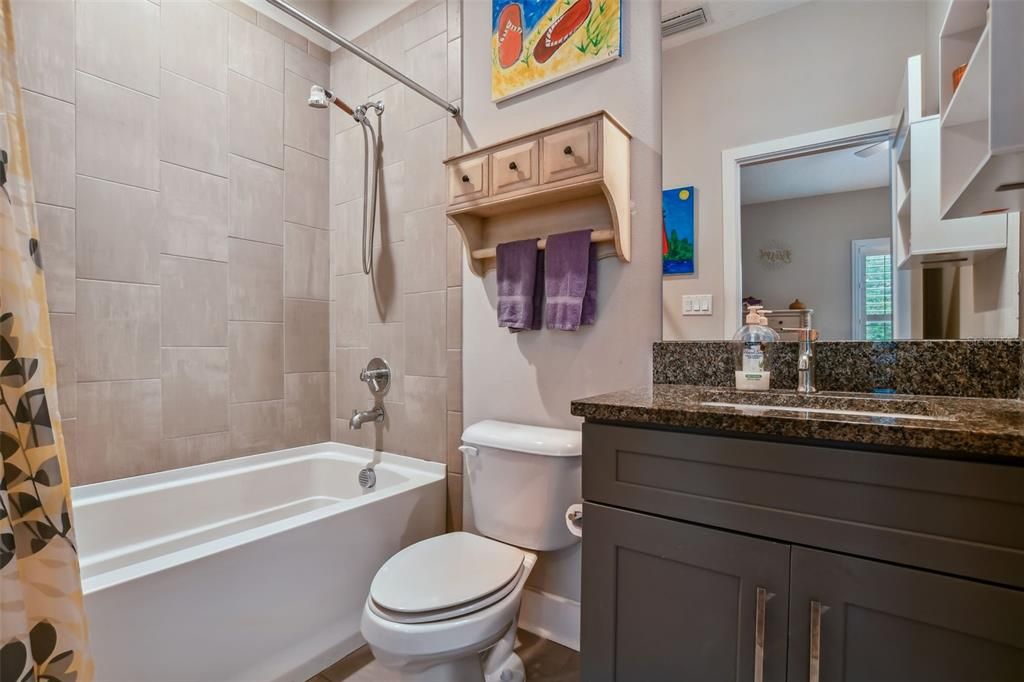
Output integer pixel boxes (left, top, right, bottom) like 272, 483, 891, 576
491, 0, 622, 102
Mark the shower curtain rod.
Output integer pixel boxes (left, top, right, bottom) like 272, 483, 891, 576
263, 0, 460, 118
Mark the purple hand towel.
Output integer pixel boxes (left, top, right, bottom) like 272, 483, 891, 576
497, 238, 542, 332
545, 229, 597, 330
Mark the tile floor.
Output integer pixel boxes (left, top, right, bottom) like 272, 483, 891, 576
308, 630, 580, 681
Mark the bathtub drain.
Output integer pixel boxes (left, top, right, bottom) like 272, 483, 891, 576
358, 467, 376, 489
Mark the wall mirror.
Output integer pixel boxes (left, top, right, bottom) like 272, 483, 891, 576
660, 0, 1022, 342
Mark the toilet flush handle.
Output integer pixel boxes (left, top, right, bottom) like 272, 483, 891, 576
458, 445, 478, 458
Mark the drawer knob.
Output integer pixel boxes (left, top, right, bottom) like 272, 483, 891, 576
461, 174, 470, 183
508, 161, 518, 171
563, 145, 574, 156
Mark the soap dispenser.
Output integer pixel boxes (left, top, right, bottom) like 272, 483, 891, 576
732, 305, 779, 391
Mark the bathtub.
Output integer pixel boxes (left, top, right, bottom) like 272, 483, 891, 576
72, 443, 446, 682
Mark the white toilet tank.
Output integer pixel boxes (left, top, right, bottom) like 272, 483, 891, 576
461, 420, 582, 552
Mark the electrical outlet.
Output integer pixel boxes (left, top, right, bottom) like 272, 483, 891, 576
682, 294, 713, 316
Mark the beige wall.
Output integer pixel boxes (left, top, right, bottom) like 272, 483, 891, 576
741, 188, 891, 339
459, 1, 662, 603
327, 0, 464, 529
662, 0, 929, 340
15, 0, 332, 485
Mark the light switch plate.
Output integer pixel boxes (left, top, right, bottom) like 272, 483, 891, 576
682, 294, 713, 316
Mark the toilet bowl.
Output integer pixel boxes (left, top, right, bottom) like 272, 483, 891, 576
361, 533, 537, 681
360, 421, 582, 682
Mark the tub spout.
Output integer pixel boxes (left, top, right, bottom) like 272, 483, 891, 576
349, 405, 385, 430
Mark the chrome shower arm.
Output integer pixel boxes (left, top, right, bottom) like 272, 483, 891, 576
263, 0, 460, 118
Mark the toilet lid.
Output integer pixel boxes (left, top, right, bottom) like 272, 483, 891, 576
370, 532, 525, 614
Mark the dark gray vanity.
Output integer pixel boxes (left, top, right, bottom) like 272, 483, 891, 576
572, 341, 1024, 682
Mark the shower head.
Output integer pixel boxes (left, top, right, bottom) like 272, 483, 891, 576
308, 84, 331, 109
308, 84, 356, 117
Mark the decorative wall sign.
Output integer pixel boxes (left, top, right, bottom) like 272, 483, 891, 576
491, 0, 622, 102
758, 240, 792, 270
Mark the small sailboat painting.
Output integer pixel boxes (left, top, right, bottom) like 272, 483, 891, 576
663, 187, 695, 276
491, 0, 622, 102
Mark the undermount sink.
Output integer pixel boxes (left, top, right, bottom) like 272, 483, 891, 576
690, 389, 955, 422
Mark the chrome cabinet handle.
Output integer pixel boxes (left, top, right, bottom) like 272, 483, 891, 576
754, 587, 767, 682
563, 145, 573, 156
809, 600, 822, 682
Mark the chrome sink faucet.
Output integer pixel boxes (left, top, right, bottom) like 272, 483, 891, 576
782, 322, 819, 394
349, 357, 391, 430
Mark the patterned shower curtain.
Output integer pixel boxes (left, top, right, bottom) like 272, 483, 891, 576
0, 1, 93, 680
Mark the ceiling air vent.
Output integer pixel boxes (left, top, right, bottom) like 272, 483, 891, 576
661, 7, 708, 37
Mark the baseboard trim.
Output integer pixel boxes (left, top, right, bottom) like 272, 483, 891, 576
518, 587, 580, 652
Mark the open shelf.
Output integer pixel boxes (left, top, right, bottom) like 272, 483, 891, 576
941, 24, 990, 128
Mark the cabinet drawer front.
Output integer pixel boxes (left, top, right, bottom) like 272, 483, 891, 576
582, 423, 1024, 589
541, 121, 598, 183
491, 140, 539, 195
448, 155, 488, 204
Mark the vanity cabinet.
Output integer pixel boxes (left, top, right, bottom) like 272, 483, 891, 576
580, 423, 1024, 681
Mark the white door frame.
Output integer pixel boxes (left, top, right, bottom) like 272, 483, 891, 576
720, 116, 893, 335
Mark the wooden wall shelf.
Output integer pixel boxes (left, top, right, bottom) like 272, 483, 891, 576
443, 111, 631, 277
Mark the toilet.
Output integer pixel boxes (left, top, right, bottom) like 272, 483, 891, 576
360, 420, 582, 681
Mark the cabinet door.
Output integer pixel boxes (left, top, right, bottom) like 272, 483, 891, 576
787, 547, 1024, 682
582, 503, 790, 682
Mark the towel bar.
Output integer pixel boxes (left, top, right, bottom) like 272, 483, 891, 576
470, 229, 615, 260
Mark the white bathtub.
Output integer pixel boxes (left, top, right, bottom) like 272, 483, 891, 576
72, 443, 446, 682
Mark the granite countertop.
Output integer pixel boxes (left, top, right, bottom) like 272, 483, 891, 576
571, 384, 1024, 462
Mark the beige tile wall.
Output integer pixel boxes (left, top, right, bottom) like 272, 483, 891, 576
15, 0, 332, 484
329, 0, 464, 529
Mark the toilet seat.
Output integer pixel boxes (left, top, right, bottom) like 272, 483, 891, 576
369, 533, 525, 624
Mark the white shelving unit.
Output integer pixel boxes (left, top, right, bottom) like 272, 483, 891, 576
939, 0, 1024, 218
892, 55, 1007, 271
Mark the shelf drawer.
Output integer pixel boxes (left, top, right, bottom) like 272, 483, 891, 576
448, 154, 489, 204
541, 120, 599, 183
491, 140, 539, 195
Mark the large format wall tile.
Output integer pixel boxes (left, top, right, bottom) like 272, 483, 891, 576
77, 72, 159, 190
161, 255, 228, 347
284, 222, 329, 300
284, 146, 329, 229
335, 273, 368, 348
49, 313, 77, 420
228, 154, 283, 245
404, 205, 446, 293
331, 126, 364, 205
161, 0, 229, 92
228, 13, 284, 91
76, 176, 160, 284
160, 432, 231, 469
76, 0, 160, 96
284, 299, 329, 373
228, 71, 284, 168
228, 321, 283, 402
160, 70, 229, 177
77, 280, 160, 382
228, 238, 283, 322
405, 291, 446, 377
404, 375, 447, 463
76, 379, 162, 484
22, 91, 74, 207
161, 347, 229, 438
404, 33, 447, 131
403, 118, 445, 211
333, 199, 364, 275
284, 70, 329, 159
12, 0, 74, 102
230, 400, 284, 455
160, 163, 229, 262
284, 372, 330, 446
284, 43, 328, 85
35, 204, 76, 313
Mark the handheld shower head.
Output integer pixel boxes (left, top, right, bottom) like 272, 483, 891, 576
308, 84, 331, 109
